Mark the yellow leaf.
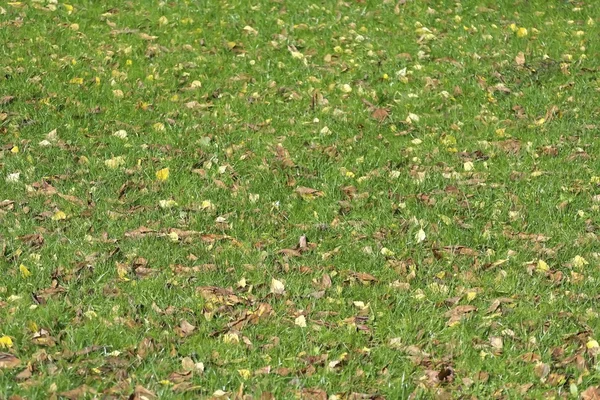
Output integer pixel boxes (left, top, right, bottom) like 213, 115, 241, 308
19, 264, 32, 278
516, 27, 528, 38
0, 336, 13, 349
155, 167, 170, 181
10, 146, 18, 153
223, 331, 240, 344
52, 210, 67, 221
28, 321, 38, 332
537, 259, 549, 272
167, 232, 179, 242
238, 369, 251, 380
69, 77, 84, 85
587, 339, 599, 349
572, 255, 589, 268
295, 315, 307, 328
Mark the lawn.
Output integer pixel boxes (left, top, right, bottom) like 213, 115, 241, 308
1, 0, 600, 398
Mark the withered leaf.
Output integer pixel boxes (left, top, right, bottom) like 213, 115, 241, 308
277, 248, 302, 257
59, 385, 96, 400
520, 352, 541, 363
533, 362, 550, 379
197, 286, 245, 306
15, 367, 32, 381
441, 245, 478, 257
0, 96, 15, 105
582, 386, 600, 400
444, 305, 477, 326
124, 226, 156, 238
495, 139, 521, 154
299, 388, 327, 400
274, 143, 295, 168
349, 271, 378, 284
31, 329, 56, 347
131, 385, 157, 400
57, 193, 86, 207
515, 51, 525, 66
18, 233, 44, 249
295, 186, 324, 199
0, 353, 21, 369
228, 303, 274, 331
176, 320, 196, 337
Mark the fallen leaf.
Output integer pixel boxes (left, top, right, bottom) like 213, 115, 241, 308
59, 385, 96, 400
176, 320, 196, 337
124, 226, 156, 238
445, 305, 477, 326
295, 186, 324, 200
0, 353, 20, 368
582, 386, 600, 400
270, 278, 285, 295
0, 336, 13, 349
295, 315, 307, 328
131, 385, 157, 399
156, 167, 170, 181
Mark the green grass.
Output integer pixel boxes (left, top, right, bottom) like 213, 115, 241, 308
1, 0, 600, 398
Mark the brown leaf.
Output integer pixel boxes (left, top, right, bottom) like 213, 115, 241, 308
520, 352, 541, 363
0, 96, 15, 105
546, 373, 566, 386
533, 362, 550, 379
124, 226, 156, 238
441, 245, 478, 257
0, 353, 21, 368
582, 386, 600, 400
31, 329, 56, 347
295, 186, 324, 199
371, 107, 390, 122
137, 337, 155, 359
15, 367, 32, 381
228, 303, 274, 331
515, 52, 525, 66
59, 385, 96, 400
31, 180, 58, 195
474, 371, 489, 383
176, 320, 196, 337
300, 387, 327, 400
445, 305, 477, 326
169, 370, 193, 383
277, 248, 302, 257
18, 233, 44, 249
349, 271, 378, 284
131, 385, 157, 400
495, 139, 521, 154
197, 286, 245, 306
321, 273, 332, 289
57, 193, 86, 207
274, 143, 295, 168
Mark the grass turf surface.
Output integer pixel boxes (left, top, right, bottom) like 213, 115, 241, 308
1, 0, 600, 398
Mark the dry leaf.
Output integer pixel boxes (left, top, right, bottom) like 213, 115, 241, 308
270, 278, 285, 295
0, 353, 20, 368
515, 52, 525, 66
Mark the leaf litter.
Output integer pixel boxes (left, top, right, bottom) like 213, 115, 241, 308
1, 0, 599, 398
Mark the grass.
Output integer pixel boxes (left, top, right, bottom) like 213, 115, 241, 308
1, 0, 599, 398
